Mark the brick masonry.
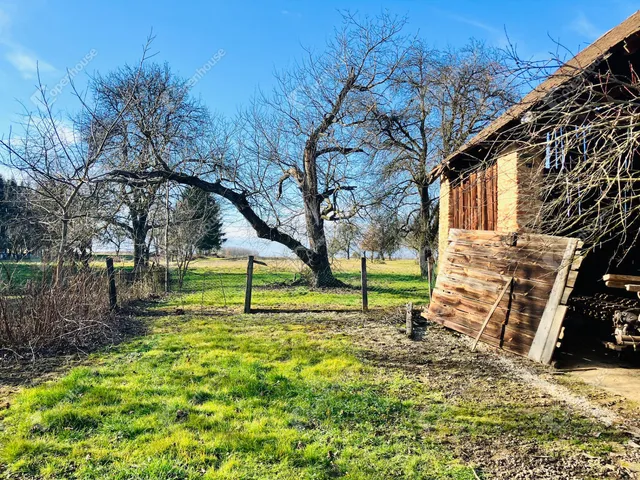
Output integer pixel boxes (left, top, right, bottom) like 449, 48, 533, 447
438, 149, 543, 268
497, 149, 543, 233
438, 176, 452, 263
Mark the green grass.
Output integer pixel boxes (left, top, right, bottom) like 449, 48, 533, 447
2, 257, 429, 309
170, 258, 430, 310
0, 312, 625, 479
0, 260, 50, 287
1, 315, 476, 479
0, 257, 628, 479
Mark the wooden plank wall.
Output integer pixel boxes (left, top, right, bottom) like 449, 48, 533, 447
426, 229, 582, 361
451, 164, 498, 231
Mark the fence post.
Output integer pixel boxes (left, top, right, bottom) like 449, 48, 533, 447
427, 257, 433, 304
106, 257, 117, 311
361, 256, 368, 312
244, 255, 254, 314
406, 302, 414, 338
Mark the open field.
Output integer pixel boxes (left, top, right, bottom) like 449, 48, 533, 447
170, 257, 430, 311
0, 260, 50, 287
1, 259, 640, 479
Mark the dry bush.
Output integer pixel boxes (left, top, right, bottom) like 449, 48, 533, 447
0, 270, 122, 357
115, 266, 166, 303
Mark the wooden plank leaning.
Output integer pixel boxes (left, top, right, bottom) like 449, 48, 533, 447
528, 238, 579, 364
471, 277, 513, 352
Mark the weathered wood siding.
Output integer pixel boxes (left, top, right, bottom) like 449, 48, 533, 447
450, 164, 498, 231
426, 229, 582, 362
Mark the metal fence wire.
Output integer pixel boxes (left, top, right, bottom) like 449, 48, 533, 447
165, 255, 432, 313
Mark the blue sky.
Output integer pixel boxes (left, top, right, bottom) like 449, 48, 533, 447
0, 0, 637, 255
0, 0, 637, 129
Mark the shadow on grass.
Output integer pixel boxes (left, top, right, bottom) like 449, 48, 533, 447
249, 307, 361, 314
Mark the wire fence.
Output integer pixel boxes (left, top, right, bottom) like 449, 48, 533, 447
165, 255, 433, 313
0, 254, 433, 317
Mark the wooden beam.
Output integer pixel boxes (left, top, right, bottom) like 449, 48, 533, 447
472, 277, 513, 351
625, 284, 640, 292
528, 239, 579, 364
603, 274, 640, 283
605, 280, 629, 289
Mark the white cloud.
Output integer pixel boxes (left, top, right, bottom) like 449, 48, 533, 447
432, 8, 511, 48
0, 5, 55, 79
569, 12, 601, 40
5, 50, 54, 78
445, 12, 501, 35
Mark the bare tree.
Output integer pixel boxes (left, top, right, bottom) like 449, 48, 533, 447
329, 222, 361, 260
170, 185, 225, 288
360, 211, 402, 261
487, 45, 640, 266
99, 222, 129, 259
109, 13, 407, 287
90, 62, 211, 272
0, 103, 109, 280
0, 42, 152, 282
368, 40, 516, 274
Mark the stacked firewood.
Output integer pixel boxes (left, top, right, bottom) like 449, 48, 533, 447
613, 309, 640, 347
601, 274, 640, 349
568, 293, 639, 323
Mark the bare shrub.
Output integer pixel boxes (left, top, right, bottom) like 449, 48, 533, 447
0, 270, 121, 357
115, 266, 166, 302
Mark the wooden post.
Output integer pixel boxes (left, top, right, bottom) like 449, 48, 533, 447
361, 256, 368, 312
427, 256, 433, 304
406, 302, 413, 338
164, 180, 170, 293
106, 257, 117, 311
244, 255, 254, 314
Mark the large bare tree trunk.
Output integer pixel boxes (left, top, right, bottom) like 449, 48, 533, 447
302, 149, 339, 287
131, 214, 148, 273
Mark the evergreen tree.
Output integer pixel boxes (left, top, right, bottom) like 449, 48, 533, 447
178, 187, 225, 254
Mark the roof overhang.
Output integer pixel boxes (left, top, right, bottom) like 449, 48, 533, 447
431, 10, 640, 179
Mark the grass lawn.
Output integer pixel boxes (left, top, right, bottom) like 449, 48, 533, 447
1, 258, 635, 479
0, 310, 631, 479
170, 257, 430, 310
1, 314, 475, 479
0, 260, 50, 287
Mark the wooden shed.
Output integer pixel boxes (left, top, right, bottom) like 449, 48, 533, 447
426, 11, 640, 364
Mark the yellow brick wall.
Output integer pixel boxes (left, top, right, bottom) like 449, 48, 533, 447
497, 149, 543, 233
497, 150, 520, 232
438, 175, 451, 268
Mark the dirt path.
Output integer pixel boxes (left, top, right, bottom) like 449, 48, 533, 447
571, 367, 640, 404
